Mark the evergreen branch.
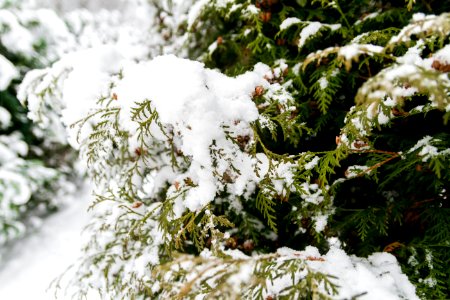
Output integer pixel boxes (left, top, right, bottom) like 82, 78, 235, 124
351, 151, 400, 177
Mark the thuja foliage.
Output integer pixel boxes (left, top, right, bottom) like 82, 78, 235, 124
188, 0, 450, 298
20, 0, 449, 299
0, 2, 75, 246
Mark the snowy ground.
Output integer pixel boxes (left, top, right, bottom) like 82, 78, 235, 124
0, 184, 95, 300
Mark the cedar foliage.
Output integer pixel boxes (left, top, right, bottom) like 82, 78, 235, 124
18, 0, 450, 299
0, 2, 75, 246
188, 1, 450, 298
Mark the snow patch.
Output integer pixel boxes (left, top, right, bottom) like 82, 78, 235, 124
299, 22, 322, 48
280, 17, 301, 30
0, 54, 19, 90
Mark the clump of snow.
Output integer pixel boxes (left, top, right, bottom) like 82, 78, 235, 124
318, 75, 328, 90
420, 277, 437, 288
397, 40, 426, 66
112, 55, 271, 211
304, 156, 320, 170
299, 182, 325, 205
407, 136, 450, 162
384, 64, 417, 82
0, 9, 34, 55
245, 4, 259, 15
312, 214, 328, 232
354, 11, 380, 26
362, 11, 380, 21
0, 168, 31, 205
0, 107, 11, 129
299, 22, 322, 48
0, 7, 79, 63
339, 44, 383, 60
377, 110, 391, 124
208, 39, 219, 53
17, 0, 194, 146
0, 54, 19, 90
265, 245, 419, 300
432, 44, 450, 64
389, 13, 448, 45
115, 55, 263, 127
284, 21, 341, 49
317, 68, 339, 91
366, 101, 395, 125
292, 62, 302, 75
280, 17, 301, 30
21, 53, 275, 212
18, 45, 128, 146
0, 129, 61, 245
270, 161, 295, 196
187, 0, 208, 29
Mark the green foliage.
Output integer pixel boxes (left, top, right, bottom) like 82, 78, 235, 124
185, 0, 450, 298
0, 5, 75, 247
21, 0, 450, 298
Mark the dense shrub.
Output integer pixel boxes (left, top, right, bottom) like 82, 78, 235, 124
0, 1, 77, 247
185, 1, 450, 297
19, 0, 449, 298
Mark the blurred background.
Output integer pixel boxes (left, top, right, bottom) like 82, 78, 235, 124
0, 1, 138, 298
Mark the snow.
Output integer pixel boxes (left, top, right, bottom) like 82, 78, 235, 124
281, 20, 342, 49
433, 44, 450, 64
245, 4, 259, 15
110, 55, 271, 211
299, 22, 322, 48
318, 75, 328, 89
299, 182, 325, 205
214, 0, 235, 9
339, 44, 383, 60
208, 39, 219, 53
407, 136, 450, 161
0, 7, 76, 62
1, 1, 437, 299
397, 40, 426, 66
187, 244, 418, 299
0, 169, 32, 205
384, 64, 417, 81
0, 133, 31, 209
378, 110, 390, 124
60, 47, 124, 127
18, 45, 127, 147
0, 133, 27, 161
304, 156, 320, 170
266, 246, 419, 300
292, 62, 302, 75
23, 53, 274, 212
271, 161, 295, 196
389, 13, 445, 44
114, 55, 263, 126
0, 107, 11, 129
280, 17, 301, 30
0, 9, 34, 55
317, 68, 339, 90
0, 184, 96, 300
187, 0, 208, 28
363, 11, 380, 20
0, 54, 18, 90
312, 214, 328, 232
339, 45, 359, 60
